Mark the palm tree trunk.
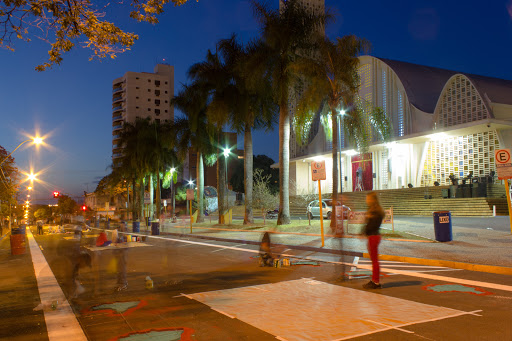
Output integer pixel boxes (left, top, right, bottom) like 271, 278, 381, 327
149, 174, 154, 220
243, 123, 254, 224
330, 109, 339, 228
196, 151, 205, 223
277, 105, 291, 225
171, 177, 176, 217
131, 178, 137, 220
156, 170, 162, 220
139, 176, 145, 222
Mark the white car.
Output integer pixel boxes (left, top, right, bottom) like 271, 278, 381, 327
307, 200, 351, 220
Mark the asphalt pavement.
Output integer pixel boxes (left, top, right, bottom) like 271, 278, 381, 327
2, 218, 512, 341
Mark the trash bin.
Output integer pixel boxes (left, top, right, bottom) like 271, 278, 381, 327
441, 188, 449, 199
151, 221, 160, 235
132, 221, 140, 233
10, 225, 26, 255
433, 211, 452, 242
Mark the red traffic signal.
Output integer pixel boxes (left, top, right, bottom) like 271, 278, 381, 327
53, 191, 60, 198
81, 205, 87, 211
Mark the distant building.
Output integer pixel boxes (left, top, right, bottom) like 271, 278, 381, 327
112, 64, 174, 163
288, 56, 512, 195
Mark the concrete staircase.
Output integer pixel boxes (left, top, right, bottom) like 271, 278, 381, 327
290, 184, 509, 217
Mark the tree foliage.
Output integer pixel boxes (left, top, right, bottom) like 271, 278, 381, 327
34, 206, 50, 220
252, 169, 278, 216
56, 194, 78, 215
0, 0, 193, 70
0, 145, 19, 206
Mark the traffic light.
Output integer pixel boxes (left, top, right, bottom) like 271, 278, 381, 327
81, 205, 87, 211
53, 191, 60, 198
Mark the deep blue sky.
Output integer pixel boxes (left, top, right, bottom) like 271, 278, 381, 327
2, 0, 512, 203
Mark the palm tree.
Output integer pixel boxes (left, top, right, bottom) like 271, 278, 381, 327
173, 83, 217, 223
294, 36, 392, 226
250, 0, 327, 225
117, 118, 155, 221
216, 35, 277, 224
188, 50, 234, 224
147, 120, 177, 219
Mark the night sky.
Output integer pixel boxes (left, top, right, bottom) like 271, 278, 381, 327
2, 0, 512, 203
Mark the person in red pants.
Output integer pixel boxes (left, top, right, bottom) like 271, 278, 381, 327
363, 192, 385, 289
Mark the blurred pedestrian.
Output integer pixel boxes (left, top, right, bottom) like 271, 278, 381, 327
362, 192, 385, 289
68, 227, 92, 298
37, 221, 43, 235
259, 232, 274, 267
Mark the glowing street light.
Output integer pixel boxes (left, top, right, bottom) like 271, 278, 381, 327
27, 173, 37, 182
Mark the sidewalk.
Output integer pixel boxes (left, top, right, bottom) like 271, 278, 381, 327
0, 229, 48, 341
122, 216, 512, 274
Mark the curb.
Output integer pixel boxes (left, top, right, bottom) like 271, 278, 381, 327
365, 253, 512, 276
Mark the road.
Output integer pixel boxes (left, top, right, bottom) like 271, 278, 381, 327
21, 226, 512, 340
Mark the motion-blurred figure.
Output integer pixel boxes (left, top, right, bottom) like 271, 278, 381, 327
114, 247, 128, 291
66, 227, 92, 298
362, 192, 385, 289
259, 232, 274, 267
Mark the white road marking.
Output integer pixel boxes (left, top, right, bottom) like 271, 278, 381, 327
364, 319, 415, 334
211, 308, 235, 318
27, 230, 87, 341
349, 256, 359, 279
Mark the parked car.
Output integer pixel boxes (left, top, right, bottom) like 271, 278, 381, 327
307, 200, 351, 220
266, 209, 278, 219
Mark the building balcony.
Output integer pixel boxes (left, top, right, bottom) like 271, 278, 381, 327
112, 124, 123, 132
112, 106, 123, 113
112, 152, 123, 159
112, 86, 123, 94
112, 134, 121, 140
112, 115, 123, 122
112, 95, 123, 103
112, 144, 122, 150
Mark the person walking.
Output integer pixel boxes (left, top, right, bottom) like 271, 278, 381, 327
363, 192, 385, 289
37, 221, 43, 235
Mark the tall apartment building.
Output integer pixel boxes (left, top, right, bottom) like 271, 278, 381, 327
112, 64, 174, 163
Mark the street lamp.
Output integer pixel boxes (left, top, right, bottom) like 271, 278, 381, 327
0, 136, 44, 166
223, 146, 231, 223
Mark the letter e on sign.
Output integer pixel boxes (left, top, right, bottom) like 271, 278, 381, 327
311, 161, 326, 181
495, 149, 511, 164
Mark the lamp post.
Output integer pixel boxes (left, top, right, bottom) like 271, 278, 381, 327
223, 147, 230, 224
0, 136, 43, 166
170, 167, 176, 217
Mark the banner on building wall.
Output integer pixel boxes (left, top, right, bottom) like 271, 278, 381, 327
348, 208, 393, 225
351, 153, 373, 191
